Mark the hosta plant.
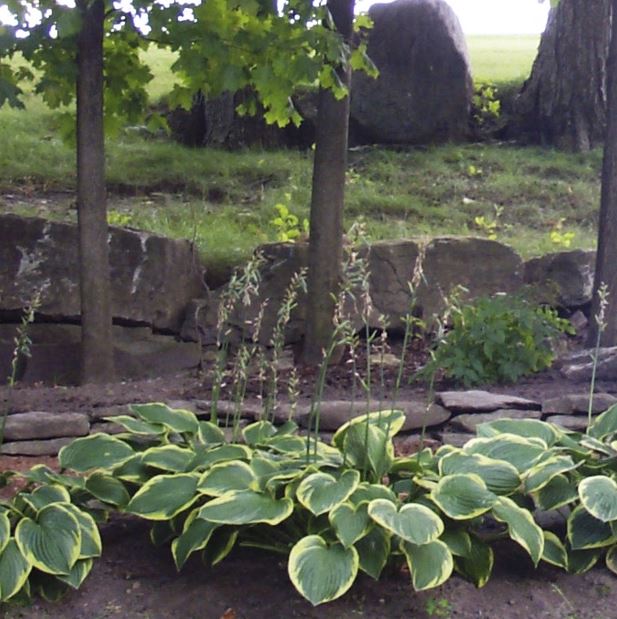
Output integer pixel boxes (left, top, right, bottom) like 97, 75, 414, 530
3, 401, 617, 607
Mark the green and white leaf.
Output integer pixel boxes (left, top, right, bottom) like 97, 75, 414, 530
492, 496, 544, 565
297, 470, 360, 516
567, 547, 602, 574
104, 414, 164, 436
477, 418, 560, 446
355, 525, 391, 580
15, 504, 81, 575
431, 474, 497, 520
190, 444, 252, 470
542, 531, 568, 569
198, 490, 293, 525
523, 455, 578, 494
85, 472, 130, 507
439, 452, 520, 495
606, 544, 617, 575
350, 482, 397, 505
329, 502, 370, 548
20, 485, 70, 512
141, 445, 195, 473
342, 424, 393, 479
588, 403, 617, 439
172, 512, 218, 570
0, 539, 31, 602
55, 558, 93, 589
129, 402, 199, 434
567, 505, 617, 550
198, 421, 226, 445
61, 504, 102, 559
332, 409, 405, 449
288, 535, 358, 606
242, 420, 277, 446
0, 511, 8, 554
578, 475, 617, 522
59, 434, 135, 472
532, 474, 578, 511
463, 434, 546, 472
127, 474, 199, 520
440, 528, 472, 558
201, 527, 238, 567
453, 536, 494, 588
368, 499, 444, 545
401, 539, 453, 591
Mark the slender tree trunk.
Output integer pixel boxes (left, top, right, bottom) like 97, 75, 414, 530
588, 1, 617, 346
510, 0, 611, 151
76, 0, 115, 383
302, 0, 354, 365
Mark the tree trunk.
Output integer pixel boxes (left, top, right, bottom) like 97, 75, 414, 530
76, 0, 115, 383
588, 1, 617, 346
301, 0, 355, 365
510, 0, 611, 151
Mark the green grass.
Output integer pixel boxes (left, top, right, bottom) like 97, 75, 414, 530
467, 35, 540, 84
0, 37, 601, 283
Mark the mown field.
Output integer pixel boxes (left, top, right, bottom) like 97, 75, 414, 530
0, 35, 600, 282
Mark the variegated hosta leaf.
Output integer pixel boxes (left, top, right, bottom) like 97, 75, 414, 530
350, 482, 397, 505
201, 527, 238, 567
288, 535, 359, 606
198, 421, 226, 445
126, 474, 199, 520
430, 474, 497, 520
104, 414, 164, 435
189, 444, 252, 470
532, 474, 578, 511
578, 476, 617, 522
606, 544, 617, 575
0, 539, 31, 602
438, 452, 520, 495
198, 460, 258, 497
342, 424, 393, 479
355, 525, 391, 580
85, 472, 130, 507
332, 409, 406, 449
59, 434, 135, 472
297, 470, 360, 516
15, 504, 81, 575
463, 434, 546, 473
588, 403, 617, 440
368, 499, 444, 545
542, 531, 568, 569
242, 420, 277, 446
492, 496, 544, 565
20, 485, 70, 512
329, 502, 371, 548
567, 505, 617, 550
567, 547, 602, 574
440, 528, 472, 558
198, 490, 293, 525
523, 455, 578, 494
0, 512, 9, 554
172, 511, 218, 570
453, 535, 494, 588
266, 435, 307, 455
112, 454, 149, 483
55, 558, 93, 589
129, 403, 199, 434
141, 445, 195, 473
477, 418, 560, 446
61, 504, 102, 559
401, 540, 453, 591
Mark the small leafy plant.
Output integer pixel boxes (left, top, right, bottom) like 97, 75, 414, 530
422, 293, 573, 386
271, 203, 308, 242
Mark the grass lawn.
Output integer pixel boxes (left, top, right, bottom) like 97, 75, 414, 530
0, 36, 600, 282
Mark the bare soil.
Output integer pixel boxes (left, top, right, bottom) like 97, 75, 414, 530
2, 348, 617, 618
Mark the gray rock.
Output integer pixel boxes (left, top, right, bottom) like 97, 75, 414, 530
523, 249, 595, 308
179, 297, 218, 344
560, 347, 617, 382
351, 0, 472, 144
0, 214, 204, 332
90, 422, 124, 435
436, 390, 540, 413
296, 400, 450, 432
450, 409, 542, 433
90, 405, 131, 421
1, 437, 74, 456
542, 393, 617, 416
544, 415, 589, 432
3, 411, 89, 441
368, 237, 523, 329
436, 431, 473, 448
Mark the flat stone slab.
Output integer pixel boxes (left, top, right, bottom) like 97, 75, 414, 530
3, 411, 89, 441
436, 390, 540, 413
296, 400, 450, 432
560, 347, 617, 382
542, 393, 617, 416
1, 437, 74, 456
544, 415, 589, 432
450, 409, 542, 433
436, 431, 473, 448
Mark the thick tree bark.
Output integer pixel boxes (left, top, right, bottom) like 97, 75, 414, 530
510, 0, 611, 151
301, 0, 354, 365
76, 0, 115, 383
588, 0, 617, 346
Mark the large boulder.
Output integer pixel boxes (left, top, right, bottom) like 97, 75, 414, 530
350, 0, 472, 144
368, 237, 524, 328
523, 249, 595, 308
0, 214, 204, 332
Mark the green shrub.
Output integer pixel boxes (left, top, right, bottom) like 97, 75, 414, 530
423, 293, 573, 386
